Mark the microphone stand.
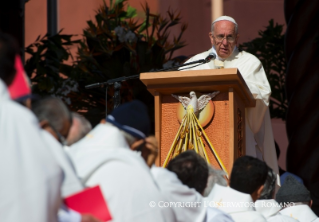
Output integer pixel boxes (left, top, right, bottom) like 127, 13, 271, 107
154, 59, 207, 72
85, 56, 213, 116
85, 75, 140, 117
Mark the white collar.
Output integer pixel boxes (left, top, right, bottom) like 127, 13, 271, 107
205, 184, 255, 213
255, 199, 281, 218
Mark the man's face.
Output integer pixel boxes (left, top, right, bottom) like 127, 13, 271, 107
209, 20, 238, 59
60, 117, 72, 139
40, 117, 72, 146
66, 117, 82, 146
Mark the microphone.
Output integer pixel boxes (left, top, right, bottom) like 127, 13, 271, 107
204, 53, 216, 63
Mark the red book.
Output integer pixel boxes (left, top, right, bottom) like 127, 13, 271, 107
64, 185, 112, 221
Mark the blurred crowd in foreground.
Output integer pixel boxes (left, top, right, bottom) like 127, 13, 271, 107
1, 32, 318, 222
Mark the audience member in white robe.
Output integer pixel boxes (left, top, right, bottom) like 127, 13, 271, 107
205, 156, 268, 222
66, 112, 92, 146
152, 150, 234, 222
32, 98, 84, 197
255, 167, 299, 222
32, 97, 101, 222
0, 33, 63, 222
182, 16, 279, 178
69, 101, 168, 222
276, 175, 319, 222
203, 164, 228, 197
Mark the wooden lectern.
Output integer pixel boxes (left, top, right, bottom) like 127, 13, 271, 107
140, 68, 255, 174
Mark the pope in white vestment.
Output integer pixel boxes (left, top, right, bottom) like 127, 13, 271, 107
0, 79, 63, 222
183, 16, 279, 178
69, 123, 167, 222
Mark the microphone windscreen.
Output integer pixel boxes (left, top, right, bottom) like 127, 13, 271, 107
205, 53, 216, 63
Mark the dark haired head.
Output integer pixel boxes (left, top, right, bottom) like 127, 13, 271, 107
230, 156, 268, 199
0, 32, 19, 86
167, 150, 208, 194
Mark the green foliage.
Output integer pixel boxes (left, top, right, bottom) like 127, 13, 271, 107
24, 31, 80, 97
239, 19, 288, 120
24, 0, 187, 126
68, 0, 187, 123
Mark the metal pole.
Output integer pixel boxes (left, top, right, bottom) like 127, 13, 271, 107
212, 0, 223, 22
113, 82, 121, 109
47, 0, 58, 36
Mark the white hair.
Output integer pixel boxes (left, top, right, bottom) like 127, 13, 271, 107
203, 164, 227, 197
119, 129, 136, 146
67, 112, 92, 145
211, 15, 238, 34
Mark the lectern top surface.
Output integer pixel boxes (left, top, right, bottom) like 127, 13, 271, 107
140, 68, 255, 107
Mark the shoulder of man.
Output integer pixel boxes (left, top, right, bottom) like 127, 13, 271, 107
231, 211, 267, 222
268, 214, 299, 222
206, 207, 235, 222
4, 98, 38, 123
237, 50, 262, 65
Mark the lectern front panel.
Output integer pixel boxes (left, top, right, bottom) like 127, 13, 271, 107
160, 92, 233, 173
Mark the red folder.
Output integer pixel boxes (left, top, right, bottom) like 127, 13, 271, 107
64, 185, 112, 221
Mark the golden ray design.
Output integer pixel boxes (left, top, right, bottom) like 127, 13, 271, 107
163, 104, 229, 178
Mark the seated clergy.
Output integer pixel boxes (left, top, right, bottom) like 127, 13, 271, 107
32, 97, 101, 222
69, 101, 168, 222
205, 156, 268, 222
32, 97, 84, 198
276, 175, 319, 222
255, 166, 299, 222
203, 164, 228, 197
151, 150, 234, 222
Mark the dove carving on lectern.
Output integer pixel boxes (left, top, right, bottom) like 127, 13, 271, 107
172, 91, 220, 116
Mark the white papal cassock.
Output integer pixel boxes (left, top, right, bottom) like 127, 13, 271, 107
0, 79, 63, 222
183, 47, 279, 177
